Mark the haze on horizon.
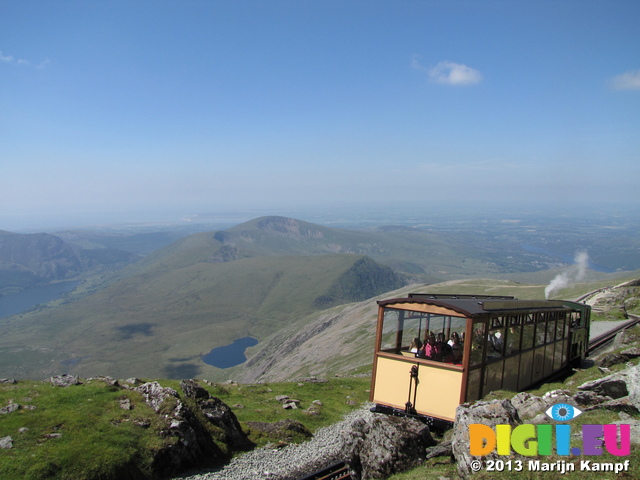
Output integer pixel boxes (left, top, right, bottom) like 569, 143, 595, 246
2, 1, 639, 232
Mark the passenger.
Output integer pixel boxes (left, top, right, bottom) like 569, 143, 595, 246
424, 333, 446, 361
491, 330, 504, 353
442, 348, 455, 364
437, 332, 453, 362
448, 332, 461, 346
472, 327, 484, 350
409, 337, 422, 354
450, 335, 463, 364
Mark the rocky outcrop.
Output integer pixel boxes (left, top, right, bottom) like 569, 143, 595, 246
49, 374, 81, 387
341, 414, 436, 480
180, 379, 253, 450
130, 380, 255, 476
134, 381, 224, 474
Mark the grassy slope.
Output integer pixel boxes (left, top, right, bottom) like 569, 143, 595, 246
0, 253, 399, 380
0, 376, 371, 480
2, 279, 639, 479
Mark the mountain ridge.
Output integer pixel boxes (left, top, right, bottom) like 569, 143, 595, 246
0, 217, 406, 380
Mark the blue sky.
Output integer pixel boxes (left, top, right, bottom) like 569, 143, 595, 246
1, 0, 639, 230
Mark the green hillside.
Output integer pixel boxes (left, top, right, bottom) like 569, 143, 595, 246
0, 250, 402, 380
123, 216, 504, 284
4, 215, 635, 384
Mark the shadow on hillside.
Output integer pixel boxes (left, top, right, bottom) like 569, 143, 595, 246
115, 322, 155, 340
163, 362, 201, 379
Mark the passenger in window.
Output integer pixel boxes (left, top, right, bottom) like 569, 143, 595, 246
436, 332, 448, 354
448, 332, 461, 346
472, 328, 484, 351
409, 337, 422, 354
422, 333, 440, 360
490, 330, 504, 353
450, 334, 463, 364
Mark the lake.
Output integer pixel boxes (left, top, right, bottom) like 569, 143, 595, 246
201, 337, 259, 369
0, 281, 80, 319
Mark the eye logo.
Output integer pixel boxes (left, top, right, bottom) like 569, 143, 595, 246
545, 403, 583, 421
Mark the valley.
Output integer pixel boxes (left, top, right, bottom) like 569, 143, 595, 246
1, 213, 639, 382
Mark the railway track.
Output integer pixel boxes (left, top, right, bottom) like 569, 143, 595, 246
297, 461, 352, 480
588, 315, 640, 353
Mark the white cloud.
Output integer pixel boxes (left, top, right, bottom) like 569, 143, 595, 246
0, 49, 40, 68
429, 61, 483, 86
610, 70, 640, 90
0, 50, 14, 62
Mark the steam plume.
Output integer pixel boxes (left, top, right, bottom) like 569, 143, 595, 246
544, 251, 589, 299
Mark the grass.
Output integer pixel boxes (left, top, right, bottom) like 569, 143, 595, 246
0, 379, 165, 479
0, 376, 371, 479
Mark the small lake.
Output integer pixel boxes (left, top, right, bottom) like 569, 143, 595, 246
0, 281, 80, 319
201, 337, 259, 369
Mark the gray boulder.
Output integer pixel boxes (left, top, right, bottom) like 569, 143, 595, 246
578, 364, 640, 408
341, 414, 436, 479
0, 403, 19, 415
134, 381, 226, 476
180, 379, 253, 450
134, 381, 179, 412
452, 399, 521, 478
510, 392, 545, 421
49, 374, 80, 387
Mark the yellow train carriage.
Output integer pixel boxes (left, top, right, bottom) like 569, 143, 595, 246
369, 294, 590, 428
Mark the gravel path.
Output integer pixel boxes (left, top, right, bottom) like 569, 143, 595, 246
174, 404, 375, 480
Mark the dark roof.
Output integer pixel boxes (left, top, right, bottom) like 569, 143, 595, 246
378, 294, 568, 318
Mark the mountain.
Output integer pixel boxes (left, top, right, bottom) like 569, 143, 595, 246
0, 217, 405, 380
6, 215, 620, 382
128, 215, 502, 283
0, 231, 85, 292
0, 230, 141, 294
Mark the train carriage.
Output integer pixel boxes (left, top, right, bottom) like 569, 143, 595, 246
369, 294, 590, 427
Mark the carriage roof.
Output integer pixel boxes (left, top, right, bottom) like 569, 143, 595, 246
377, 293, 572, 318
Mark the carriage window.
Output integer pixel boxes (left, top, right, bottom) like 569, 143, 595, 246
470, 321, 486, 365
556, 312, 566, 339
379, 308, 466, 364
380, 308, 403, 352
505, 324, 521, 355
546, 315, 557, 344
535, 313, 547, 344
487, 316, 505, 360
522, 315, 535, 350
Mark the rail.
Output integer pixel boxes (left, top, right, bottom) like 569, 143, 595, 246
297, 461, 352, 480
588, 315, 640, 353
